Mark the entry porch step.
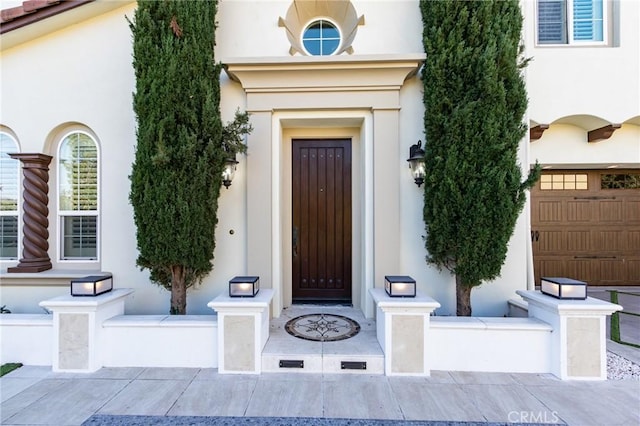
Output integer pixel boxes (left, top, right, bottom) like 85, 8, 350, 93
262, 305, 383, 374
262, 350, 384, 374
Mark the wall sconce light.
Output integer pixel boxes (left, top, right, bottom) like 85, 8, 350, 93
541, 277, 587, 300
71, 274, 113, 297
385, 275, 416, 297
222, 156, 239, 189
407, 141, 426, 187
229, 276, 260, 297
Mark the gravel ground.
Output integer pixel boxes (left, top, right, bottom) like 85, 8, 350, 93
607, 351, 640, 380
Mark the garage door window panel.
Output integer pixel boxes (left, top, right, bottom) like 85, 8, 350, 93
540, 173, 588, 190
601, 173, 640, 190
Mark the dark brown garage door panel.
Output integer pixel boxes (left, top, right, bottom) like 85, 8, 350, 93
630, 261, 640, 282
567, 200, 591, 222
628, 201, 640, 222
532, 170, 640, 286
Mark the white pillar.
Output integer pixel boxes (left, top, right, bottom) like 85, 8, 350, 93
39, 289, 133, 373
208, 289, 273, 374
517, 290, 622, 380
246, 112, 273, 289
370, 288, 440, 376
372, 109, 401, 289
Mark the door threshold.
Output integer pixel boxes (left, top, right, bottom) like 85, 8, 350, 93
292, 300, 353, 307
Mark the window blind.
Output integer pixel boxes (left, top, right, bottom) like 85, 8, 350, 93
538, 0, 567, 44
0, 134, 19, 259
573, 0, 604, 41
0, 216, 18, 258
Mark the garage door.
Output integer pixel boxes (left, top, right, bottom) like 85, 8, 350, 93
531, 170, 640, 286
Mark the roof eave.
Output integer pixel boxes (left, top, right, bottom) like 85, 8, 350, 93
1, 1, 95, 34
1, 0, 135, 52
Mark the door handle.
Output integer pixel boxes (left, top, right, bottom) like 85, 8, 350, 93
293, 226, 298, 258
531, 230, 540, 242
574, 256, 617, 259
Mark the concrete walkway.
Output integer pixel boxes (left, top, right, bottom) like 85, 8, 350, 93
1, 366, 638, 426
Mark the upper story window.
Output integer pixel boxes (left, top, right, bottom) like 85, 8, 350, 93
537, 0, 606, 45
0, 132, 19, 259
302, 20, 341, 56
58, 131, 99, 261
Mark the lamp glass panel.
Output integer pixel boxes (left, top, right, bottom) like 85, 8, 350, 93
222, 163, 236, 182
71, 275, 112, 296
541, 278, 586, 299
561, 283, 587, 298
410, 160, 426, 179
230, 282, 253, 296
385, 276, 416, 297
94, 278, 112, 294
541, 280, 560, 297
229, 276, 259, 297
391, 282, 415, 296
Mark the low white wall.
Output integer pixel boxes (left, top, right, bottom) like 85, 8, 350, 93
102, 315, 218, 368
0, 314, 52, 365
1, 311, 556, 375
429, 317, 552, 373
508, 298, 529, 318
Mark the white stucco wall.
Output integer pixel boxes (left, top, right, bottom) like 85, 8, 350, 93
524, 0, 640, 123
5, 0, 624, 317
215, 0, 424, 59
216, 0, 532, 316
530, 124, 640, 167
0, 2, 246, 314
523, 0, 640, 168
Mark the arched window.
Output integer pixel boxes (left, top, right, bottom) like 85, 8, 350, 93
0, 132, 19, 259
302, 19, 341, 56
58, 131, 99, 260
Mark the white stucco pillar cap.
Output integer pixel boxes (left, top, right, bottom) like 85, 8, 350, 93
370, 288, 440, 312
516, 290, 622, 316
39, 288, 134, 311
208, 288, 274, 312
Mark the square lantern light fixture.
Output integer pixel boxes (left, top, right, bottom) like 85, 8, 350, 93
385, 275, 416, 297
229, 276, 260, 297
71, 274, 113, 297
540, 277, 587, 300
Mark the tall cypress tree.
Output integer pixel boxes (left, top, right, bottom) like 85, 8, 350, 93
129, 0, 223, 314
420, 0, 539, 316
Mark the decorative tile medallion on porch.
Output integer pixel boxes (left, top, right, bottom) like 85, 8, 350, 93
262, 306, 383, 374
285, 313, 360, 342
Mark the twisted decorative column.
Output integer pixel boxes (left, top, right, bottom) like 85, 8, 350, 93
8, 153, 52, 273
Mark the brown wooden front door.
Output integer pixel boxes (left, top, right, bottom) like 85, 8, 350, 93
292, 139, 352, 302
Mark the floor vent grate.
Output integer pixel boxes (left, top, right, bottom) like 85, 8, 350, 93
279, 360, 304, 368
341, 361, 366, 370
